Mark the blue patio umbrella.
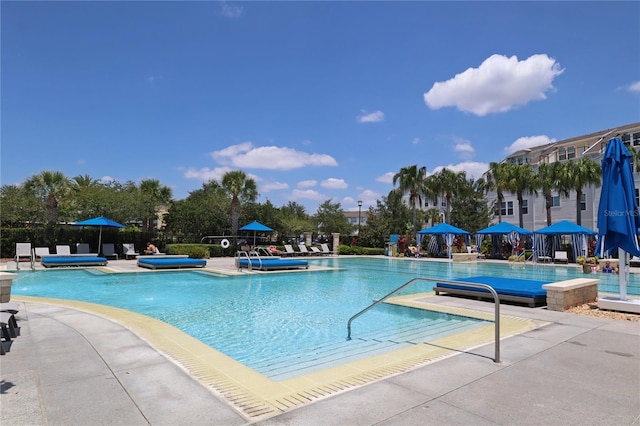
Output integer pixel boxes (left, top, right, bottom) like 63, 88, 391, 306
74, 216, 126, 255
239, 221, 273, 247
596, 137, 640, 300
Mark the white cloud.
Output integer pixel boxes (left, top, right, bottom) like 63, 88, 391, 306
321, 178, 348, 189
357, 110, 385, 123
424, 54, 564, 116
505, 135, 556, 154
220, 2, 243, 18
291, 189, 326, 200
298, 180, 317, 188
431, 162, 489, 180
261, 181, 289, 192
376, 172, 395, 184
100, 175, 115, 183
453, 138, 475, 159
629, 81, 640, 93
210, 142, 338, 170
183, 166, 231, 182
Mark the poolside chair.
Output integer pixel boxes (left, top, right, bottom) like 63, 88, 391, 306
310, 246, 323, 255
298, 244, 310, 256
102, 243, 118, 260
33, 247, 51, 260
15, 243, 34, 270
321, 243, 333, 256
283, 244, 297, 256
123, 243, 139, 259
56, 245, 72, 255
76, 243, 91, 254
554, 251, 569, 264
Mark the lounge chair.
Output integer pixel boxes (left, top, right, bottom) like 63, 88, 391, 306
102, 243, 119, 260
284, 245, 297, 257
56, 245, 72, 255
123, 243, 139, 259
298, 244, 310, 256
321, 243, 333, 256
33, 247, 51, 260
310, 246, 323, 255
15, 243, 34, 270
76, 243, 91, 254
554, 251, 569, 264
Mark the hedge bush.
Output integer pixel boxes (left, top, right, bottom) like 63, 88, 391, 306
337, 245, 384, 255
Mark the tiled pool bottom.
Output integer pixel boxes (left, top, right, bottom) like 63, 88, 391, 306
14, 294, 545, 421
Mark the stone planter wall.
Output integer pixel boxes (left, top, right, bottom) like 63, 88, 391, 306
0, 272, 18, 303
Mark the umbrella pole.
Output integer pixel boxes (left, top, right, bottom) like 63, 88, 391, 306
619, 248, 628, 300
98, 226, 103, 256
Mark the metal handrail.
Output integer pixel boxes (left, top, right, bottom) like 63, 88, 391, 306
346, 277, 501, 363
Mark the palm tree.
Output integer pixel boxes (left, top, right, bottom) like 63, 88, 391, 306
565, 158, 601, 225
139, 179, 173, 231
537, 162, 570, 226
505, 164, 539, 228
483, 162, 510, 223
430, 168, 466, 224
23, 170, 70, 225
393, 165, 428, 235
221, 170, 259, 241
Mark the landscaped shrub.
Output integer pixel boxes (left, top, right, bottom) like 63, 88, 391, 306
164, 244, 210, 259
337, 245, 384, 255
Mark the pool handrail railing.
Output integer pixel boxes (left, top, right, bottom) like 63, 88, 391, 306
346, 277, 501, 363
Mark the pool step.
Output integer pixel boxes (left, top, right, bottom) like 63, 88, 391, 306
246, 317, 485, 380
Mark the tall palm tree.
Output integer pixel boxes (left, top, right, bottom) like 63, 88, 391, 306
139, 179, 173, 231
483, 162, 510, 223
221, 170, 259, 240
565, 158, 601, 225
23, 170, 70, 225
430, 168, 466, 224
505, 164, 539, 228
537, 162, 570, 226
393, 165, 428, 235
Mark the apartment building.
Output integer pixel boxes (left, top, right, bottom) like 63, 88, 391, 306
491, 122, 640, 231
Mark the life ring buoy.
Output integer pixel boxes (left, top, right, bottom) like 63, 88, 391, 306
221, 239, 230, 249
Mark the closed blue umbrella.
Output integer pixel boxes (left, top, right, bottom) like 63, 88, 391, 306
596, 137, 640, 300
74, 216, 126, 255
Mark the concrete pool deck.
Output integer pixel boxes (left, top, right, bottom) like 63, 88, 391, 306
1, 257, 639, 424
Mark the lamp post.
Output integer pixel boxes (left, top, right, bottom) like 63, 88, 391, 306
357, 200, 363, 237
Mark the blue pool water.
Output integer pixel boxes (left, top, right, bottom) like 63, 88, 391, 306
12, 257, 638, 378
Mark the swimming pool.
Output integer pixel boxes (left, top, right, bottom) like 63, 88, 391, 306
12, 257, 637, 379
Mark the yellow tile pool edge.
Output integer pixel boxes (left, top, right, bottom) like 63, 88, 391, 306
13, 294, 547, 422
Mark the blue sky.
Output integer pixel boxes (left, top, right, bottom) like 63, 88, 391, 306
2, 1, 639, 214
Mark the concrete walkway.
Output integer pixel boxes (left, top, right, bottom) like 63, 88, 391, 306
2, 294, 638, 425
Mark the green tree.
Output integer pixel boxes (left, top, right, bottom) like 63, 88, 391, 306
450, 178, 491, 233
483, 162, 510, 223
164, 180, 229, 239
279, 202, 312, 242
221, 170, 259, 240
393, 164, 428, 234
504, 164, 539, 228
429, 168, 466, 223
565, 158, 601, 225
139, 179, 173, 232
0, 184, 42, 226
313, 200, 353, 236
23, 170, 71, 225
537, 162, 570, 226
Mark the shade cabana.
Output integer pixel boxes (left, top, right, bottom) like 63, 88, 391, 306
417, 223, 470, 259
239, 221, 274, 247
475, 222, 533, 258
533, 220, 596, 263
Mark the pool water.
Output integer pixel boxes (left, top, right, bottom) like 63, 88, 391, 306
12, 257, 638, 379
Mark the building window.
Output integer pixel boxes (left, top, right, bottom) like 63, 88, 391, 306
633, 132, 640, 146
580, 193, 586, 211
424, 201, 429, 207
441, 200, 446, 207
522, 200, 528, 215
567, 147, 576, 159
552, 196, 560, 207
558, 148, 566, 161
